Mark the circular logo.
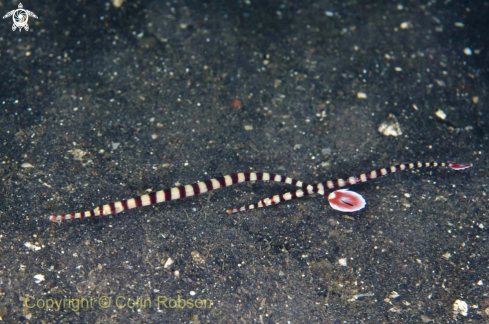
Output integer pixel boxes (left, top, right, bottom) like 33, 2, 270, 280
13, 9, 28, 28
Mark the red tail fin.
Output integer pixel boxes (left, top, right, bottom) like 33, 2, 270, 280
448, 162, 473, 170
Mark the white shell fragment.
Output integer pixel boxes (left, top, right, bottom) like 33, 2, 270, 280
338, 258, 348, 266
21, 163, 34, 168
435, 109, 447, 120
400, 22, 411, 29
378, 114, 402, 137
357, 92, 367, 99
348, 292, 374, 302
111, 142, 120, 150
163, 257, 174, 269
111, 0, 125, 8
33, 274, 45, 283
463, 47, 472, 56
24, 242, 41, 251
453, 299, 468, 317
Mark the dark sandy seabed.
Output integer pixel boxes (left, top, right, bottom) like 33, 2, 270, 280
0, 0, 488, 323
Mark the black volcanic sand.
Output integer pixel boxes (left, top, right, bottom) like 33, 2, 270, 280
0, 0, 487, 322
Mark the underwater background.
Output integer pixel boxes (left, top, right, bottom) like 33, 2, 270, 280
0, 0, 487, 322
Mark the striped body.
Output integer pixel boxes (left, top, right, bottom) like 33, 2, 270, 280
225, 161, 472, 213
49, 161, 472, 221
49, 172, 313, 221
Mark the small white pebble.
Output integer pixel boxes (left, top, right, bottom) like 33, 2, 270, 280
378, 114, 402, 137
321, 147, 332, 155
454, 22, 465, 28
378, 123, 401, 136
111, 0, 125, 8
453, 299, 468, 317
111, 142, 120, 150
338, 258, 347, 266
244, 125, 253, 131
357, 92, 367, 99
435, 109, 447, 120
400, 22, 411, 29
164, 257, 174, 268
33, 274, 45, 283
442, 252, 451, 259
189, 291, 196, 296
24, 242, 41, 251
21, 163, 34, 168
404, 193, 411, 198
151, 134, 158, 140
463, 47, 472, 56
435, 79, 446, 87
